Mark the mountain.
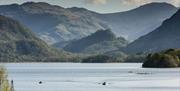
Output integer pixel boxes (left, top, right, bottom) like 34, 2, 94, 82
100, 3, 177, 40
124, 9, 180, 53
0, 15, 73, 62
0, 2, 177, 44
63, 29, 128, 54
0, 2, 108, 44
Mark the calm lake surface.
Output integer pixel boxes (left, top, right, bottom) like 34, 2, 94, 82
2, 63, 180, 91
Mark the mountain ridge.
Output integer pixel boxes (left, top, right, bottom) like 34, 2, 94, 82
100, 2, 177, 40
0, 2, 177, 44
0, 2, 108, 44
124, 9, 180, 53
0, 15, 74, 62
63, 29, 128, 54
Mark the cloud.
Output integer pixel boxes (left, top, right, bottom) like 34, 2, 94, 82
121, 0, 180, 7
84, 0, 107, 5
121, 0, 151, 6
169, 0, 180, 7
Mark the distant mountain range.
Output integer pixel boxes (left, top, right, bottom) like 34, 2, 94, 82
124, 9, 180, 53
63, 29, 128, 54
0, 2, 177, 44
100, 3, 177, 40
0, 2, 108, 44
0, 2, 179, 63
0, 15, 75, 62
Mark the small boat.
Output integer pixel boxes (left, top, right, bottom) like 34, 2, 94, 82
39, 81, 42, 84
102, 82, 106, 85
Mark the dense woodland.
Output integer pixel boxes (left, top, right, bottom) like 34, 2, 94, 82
143, 49, 180, 68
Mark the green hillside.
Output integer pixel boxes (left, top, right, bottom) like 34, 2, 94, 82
0, 15, 75, 62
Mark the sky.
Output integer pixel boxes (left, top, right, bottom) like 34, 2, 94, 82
0, 0, 179, 13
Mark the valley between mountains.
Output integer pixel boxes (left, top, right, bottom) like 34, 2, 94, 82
0, 2, 180, 68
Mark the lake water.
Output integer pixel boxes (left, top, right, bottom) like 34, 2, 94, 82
2, 63, 180, 91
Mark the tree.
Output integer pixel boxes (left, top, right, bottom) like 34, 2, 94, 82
143, 49, 180, 68
0, 66, 13, 91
